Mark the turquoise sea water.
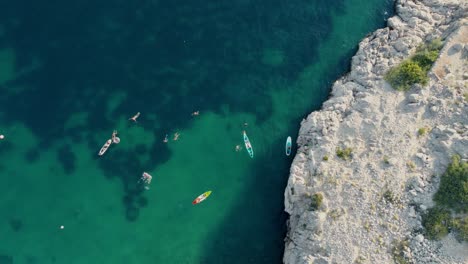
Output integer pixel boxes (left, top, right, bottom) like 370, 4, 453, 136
0, 1, 393, 263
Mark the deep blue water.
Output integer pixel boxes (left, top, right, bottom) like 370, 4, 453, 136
0, 1, 393, 263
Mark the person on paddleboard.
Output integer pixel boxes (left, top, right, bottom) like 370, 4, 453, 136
129, 112, 140, 122
139, 172, 152, 190
173, 132, 180, 141
245, 141, 252, 149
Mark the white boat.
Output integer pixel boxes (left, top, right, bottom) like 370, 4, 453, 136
98, 139, 112, 156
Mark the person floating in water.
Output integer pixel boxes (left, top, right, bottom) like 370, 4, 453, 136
235, 145, 242, 152
191, 110, 199, 116
111, 130, 121, 144
0, 134, 4, 140
163, 134, 168, 143
173, 132, 180, 141
139, 172, 152, 190
129, 112, 140, 122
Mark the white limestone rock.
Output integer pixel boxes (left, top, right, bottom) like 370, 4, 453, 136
284, 0, 468, 263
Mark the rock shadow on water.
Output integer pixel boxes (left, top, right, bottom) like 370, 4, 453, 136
199, 149, 290, 264
57, 144, 76, 174
97, 140, 168, 222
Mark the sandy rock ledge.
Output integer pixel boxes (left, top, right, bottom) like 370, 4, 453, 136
284, 0, 468, 263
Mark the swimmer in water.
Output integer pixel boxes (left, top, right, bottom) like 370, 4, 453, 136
191, 110, 199, 116
0, 134, 4, 140
129, 112, 140, 123
139, 172, 153, 190
173, 132, 180, 141
163, 134, 168, 143
235, 145, 242, 152
112, 130, 120, 144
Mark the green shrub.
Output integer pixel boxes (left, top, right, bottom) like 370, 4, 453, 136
336, 147, 353, 160
383, 190, 396, 203
323, 155, 329, 161
392, 239, 410, 264
423, 38, 443, 52
424, 155, 468, 241
418, 127, 427, 136
385, 39, 443, 91
354, 255, 367, 264
328, 208, 344, 220
412, 50, 439, 71
406, 160, 416, 171
310, 193, 323, 211
451, 216, 468, 242
383, 156, 390, 165
385, 60, 428, 91
422, 207, 451, 240
433, 155, 468, 213
413, 39, 443, 71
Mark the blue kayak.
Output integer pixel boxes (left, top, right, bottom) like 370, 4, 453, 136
243, 131, 254, 158
285, 136, 292, 156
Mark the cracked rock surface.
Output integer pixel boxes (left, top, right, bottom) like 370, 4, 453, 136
284, 0, 468, 263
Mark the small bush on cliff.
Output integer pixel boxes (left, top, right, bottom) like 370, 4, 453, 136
433, 155, 468, 213
383, 190, 396, 204
385, 60, 427, 91
412, 50, 439, 71
336, 147, 353, 160
385, 39, 443, 91
418, 127, 427, 136
412, 38, 442, 70
392, 239, 410, 264
423, 155, 468, 242
383, 155, 390, 165
422, 206, 451, 240
310, 193, 323, 211
424, 38, 443, 53
451, 216, 468, 242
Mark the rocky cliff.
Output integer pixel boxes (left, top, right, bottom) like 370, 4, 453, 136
284, 0, 467, 263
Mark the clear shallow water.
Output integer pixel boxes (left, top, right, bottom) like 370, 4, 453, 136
0, 1, 393, 263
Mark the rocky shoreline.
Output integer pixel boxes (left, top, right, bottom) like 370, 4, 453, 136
283, 0, 467, 263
